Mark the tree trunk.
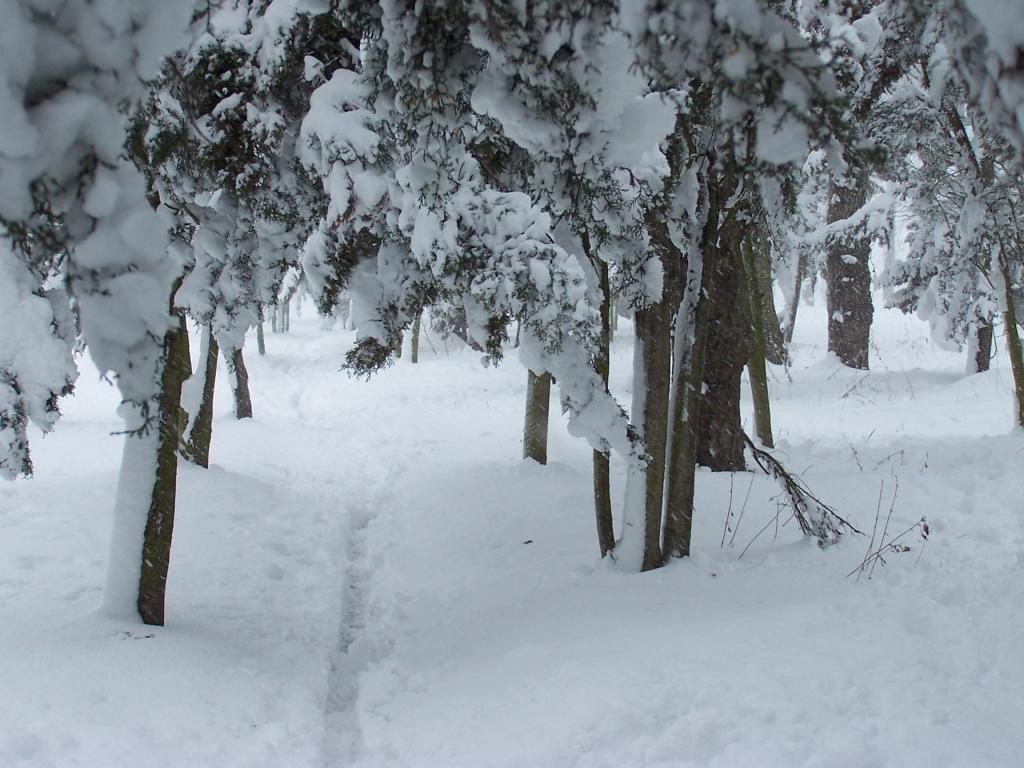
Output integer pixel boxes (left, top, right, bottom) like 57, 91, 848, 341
410, 312, 422, 364
523, 370, 551, 465
782, 251, 808, 345
182, 326, 218, 467
997, 251, 1024, 428
592, 257, 615, 558
103, 311, 190, 626
696, 229, 748, 471
227, 345, 253, 419
967, 322, 993, 373
741, 236, 774, 448
663, 165, 724, 560
136, 311, 190, 625
826, 169, 873, 369
631, 302, 672, 571
256, 312, 266, 356
750, 228, 786, 365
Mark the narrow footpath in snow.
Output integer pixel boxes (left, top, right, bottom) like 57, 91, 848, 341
2, 304, 1023, 768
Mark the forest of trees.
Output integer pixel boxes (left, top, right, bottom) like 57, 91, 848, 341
2, 0, 1023, 626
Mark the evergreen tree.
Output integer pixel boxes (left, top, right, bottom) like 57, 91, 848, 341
0, 0, 196, 624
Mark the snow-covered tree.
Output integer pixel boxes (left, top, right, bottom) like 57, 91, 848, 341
882, 43, 1024, 426
138, 3, 347, 421
298, 2, 641, 470
0, 0, 197, 625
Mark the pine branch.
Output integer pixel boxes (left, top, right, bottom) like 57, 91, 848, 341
742, 432, 862, 547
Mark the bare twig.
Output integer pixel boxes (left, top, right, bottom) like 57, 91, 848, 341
846, 515, 928, 579
720, 473, 735, 548
869, 478, 899, 579
728, 472, 757, 548
857, 481, 886, 582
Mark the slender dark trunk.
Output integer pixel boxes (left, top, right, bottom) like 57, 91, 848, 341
783, 251, 808, 346
970, 322, 993, 373
741, 236, 774, 448
410, 312, 422, 364
826, 169, 873, 369
523, 370, 551, 465
997, 251, 1024, 428
137, 310, 190, 626
696, 225, 748, 471
750, 228, 786, 365
183, 327, 218, 467
592, 254, 615, 557
227, 345, 253, 419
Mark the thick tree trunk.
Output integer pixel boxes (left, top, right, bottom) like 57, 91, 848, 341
104, 311, 190, 626
662, 172, 723, 560
967, 322, 993, 373
523, 370, 551, 465
741, 237, 774, 448
696, 229, 748, 472
593, 257, 615, 557
826, 169, 873, 369
226, 345, 253, 419
182, 326, 218, 467
410, 312, 422, 364
631, 302, 672, 571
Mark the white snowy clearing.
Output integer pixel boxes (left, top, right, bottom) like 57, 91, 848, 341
1, 298, 1022, 768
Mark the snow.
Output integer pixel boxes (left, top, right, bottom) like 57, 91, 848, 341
2, 297, 1024, 767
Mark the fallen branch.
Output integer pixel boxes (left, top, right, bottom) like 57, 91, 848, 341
742, 432, 862, 547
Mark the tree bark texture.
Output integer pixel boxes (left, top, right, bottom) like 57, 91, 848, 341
697, 228, 748, 472
783, 251, 808, 346
137, 311, 191, 626
183, 326, 218, 468
741, 237, 775, 448
633, 302, 672, 571
826, 169, 873, 370
750, 228, 786, 365
662, 163, 724, 560
970, 322, 993, 373
227, 345, 253, 419
256, 316, 266, 356
592, 257, 615, 557
410, 312, 422, 364
997, 251, 1024, 428
523, 370, 551, 465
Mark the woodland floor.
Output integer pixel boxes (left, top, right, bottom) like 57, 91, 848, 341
1, 297, 1023, 768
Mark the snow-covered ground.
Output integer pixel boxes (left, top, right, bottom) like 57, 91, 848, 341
2, 299, 1022, 768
